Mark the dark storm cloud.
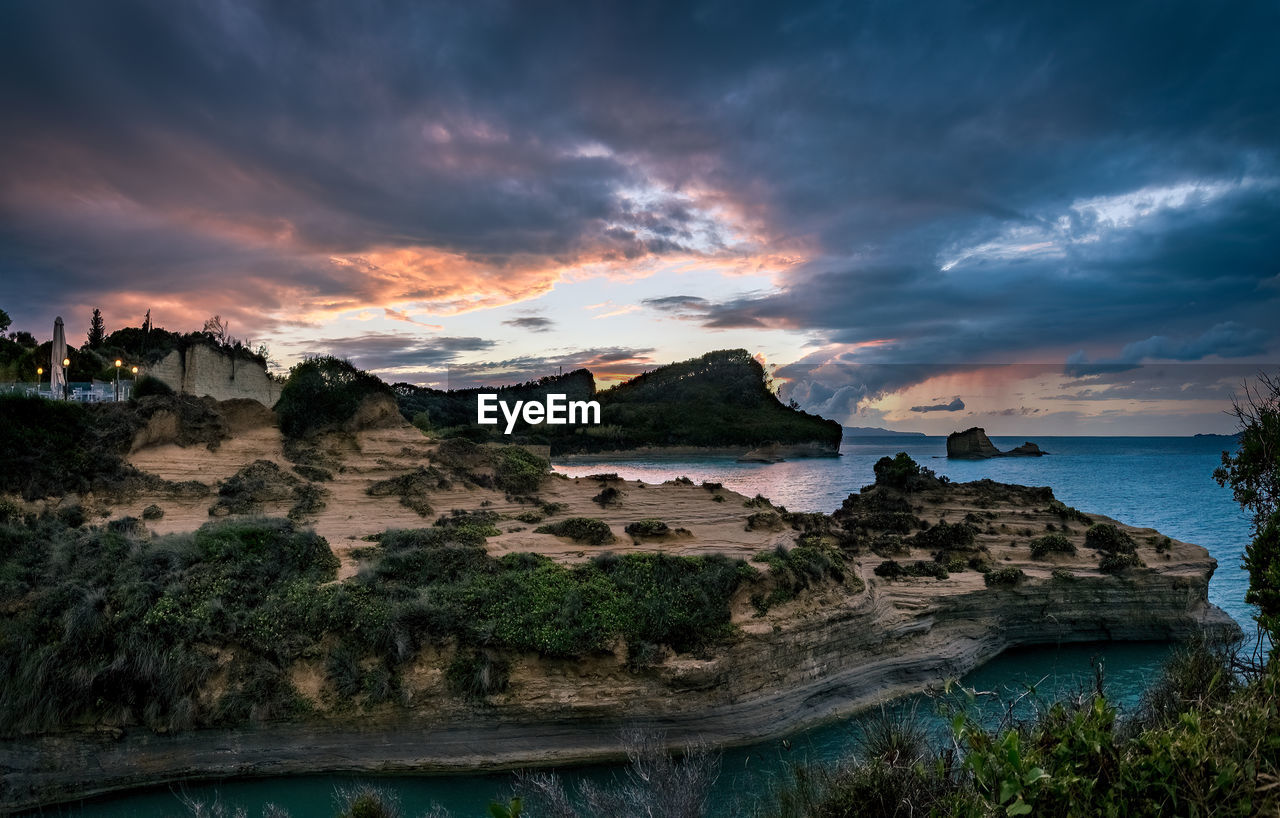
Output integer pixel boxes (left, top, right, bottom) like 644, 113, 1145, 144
297, 333, 495, 370
910, 397, 965, 413
443, 347, 656, 389
1, 0, 1277, 404
502, 316, 555, 332
292, 333, 656, 388
1064, 322, 1271, 376
642, 295, 710, 313
1046, 362, 1264, 403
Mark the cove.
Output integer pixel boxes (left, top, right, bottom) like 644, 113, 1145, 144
33, 641, 1174, 817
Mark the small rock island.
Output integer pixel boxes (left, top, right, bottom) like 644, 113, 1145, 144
947, 426, 1046, 459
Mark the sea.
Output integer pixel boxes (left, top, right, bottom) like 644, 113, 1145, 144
30, 436, 1258, 817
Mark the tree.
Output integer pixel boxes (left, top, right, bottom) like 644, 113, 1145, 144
874, 451, 921, 489
0, 308, 10, 334
203, 314, 229, 345
87, 308, 105, 348
1214, 372, 1280, 650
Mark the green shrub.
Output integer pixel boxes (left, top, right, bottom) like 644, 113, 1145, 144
911, 521, 977, 551
752, 543, 850, 613
141, 503, 164, 520
365, 466, 450, 516
874, 560, 948, 580
983, 566, 1025, 587
1135, 634, 1240, 730
596, 552, 753, 653
851, 510, 920, 534
535, 517, 615, 545
433, 509, 502, 539
1047, 498, 1093, 525
871, 533, 907, 556
209, 459, 299, 517
1086, 522, 1136, 553
1029, 532, 1077, 559
746, 511, 785, 531
494, 446, 549, 496
1099, 551, 1144, 573
275, 356, 391, 438
625, 519, 670, 537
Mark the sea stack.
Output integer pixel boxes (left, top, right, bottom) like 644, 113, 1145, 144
947, 427, 1047, 459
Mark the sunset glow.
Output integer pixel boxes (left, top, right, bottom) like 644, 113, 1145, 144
2, 1, 1276, 432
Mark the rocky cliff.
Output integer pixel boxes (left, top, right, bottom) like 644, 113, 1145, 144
0, 425, 1235, 809
142, 342, 281, 407
948, 427, 1046, 459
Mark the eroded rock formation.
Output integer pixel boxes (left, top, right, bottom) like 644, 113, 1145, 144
947, 427, 1047, 458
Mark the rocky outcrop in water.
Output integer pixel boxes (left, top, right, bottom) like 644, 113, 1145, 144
947, 427, 1046, 459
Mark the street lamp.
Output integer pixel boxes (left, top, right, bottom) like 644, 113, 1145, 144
36, 367, 43, 396
115, 359, 122, 402
62, 358, 70, 400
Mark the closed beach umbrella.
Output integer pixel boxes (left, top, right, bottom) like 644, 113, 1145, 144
51, 316, 66, 399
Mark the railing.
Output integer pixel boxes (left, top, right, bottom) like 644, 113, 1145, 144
0, 381, 134, 402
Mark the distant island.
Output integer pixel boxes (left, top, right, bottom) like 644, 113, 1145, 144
843, 426, 927, 437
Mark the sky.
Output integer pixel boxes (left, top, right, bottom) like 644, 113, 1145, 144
2, 0, 1278, 434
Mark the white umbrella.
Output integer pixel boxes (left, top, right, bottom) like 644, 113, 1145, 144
51, 316, 66, 400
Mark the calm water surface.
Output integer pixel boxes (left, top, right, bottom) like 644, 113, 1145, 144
33, 436, 1255, 816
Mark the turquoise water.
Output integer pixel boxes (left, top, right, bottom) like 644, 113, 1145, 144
27, 437, 1255, 816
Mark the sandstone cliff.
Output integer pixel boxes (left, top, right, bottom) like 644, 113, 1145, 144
142, 342, 281, 407
0, 421, 1234, 810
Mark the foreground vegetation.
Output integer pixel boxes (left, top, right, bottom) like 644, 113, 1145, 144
0, 507, 763, 734
754, 635, 1277, 818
